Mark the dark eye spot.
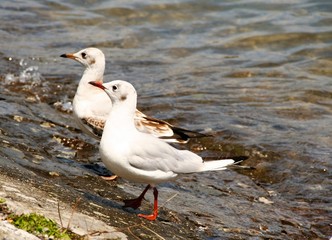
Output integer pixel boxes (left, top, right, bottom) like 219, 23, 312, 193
112, 85, 118, 91
81, 52, 87, 59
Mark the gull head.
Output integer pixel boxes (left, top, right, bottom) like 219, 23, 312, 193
60, 47, 105, 70
89, 80, 137, 107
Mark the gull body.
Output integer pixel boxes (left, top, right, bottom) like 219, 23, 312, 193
90, 80, 240, 220
60, 48, 207, 143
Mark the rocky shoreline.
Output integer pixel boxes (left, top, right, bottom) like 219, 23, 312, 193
0, 160, 206, 239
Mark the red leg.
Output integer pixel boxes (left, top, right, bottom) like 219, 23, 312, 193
123, 184, 150, 209
138, 187, 158, 221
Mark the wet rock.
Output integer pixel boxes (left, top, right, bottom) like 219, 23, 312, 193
0, 174, 127, 239
0, 220, 40, 240
258, 196, 274, 205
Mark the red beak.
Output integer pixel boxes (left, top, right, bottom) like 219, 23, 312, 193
89, 81, 106, 90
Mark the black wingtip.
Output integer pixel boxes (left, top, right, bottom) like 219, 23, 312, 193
170, 126, 212, 142
60, 54, 67, 58
230, 156, 256, 170
233, 156, 249, 164
234, 156, 249, 161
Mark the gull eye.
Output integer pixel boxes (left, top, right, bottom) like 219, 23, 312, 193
112, 85, 118, 91
81, 52, 87, 59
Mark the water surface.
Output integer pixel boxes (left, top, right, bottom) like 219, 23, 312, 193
0, 0, 331, 239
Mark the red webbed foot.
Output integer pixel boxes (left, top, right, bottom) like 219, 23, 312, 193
138, 211, 158, 221
138, 187, 159, 221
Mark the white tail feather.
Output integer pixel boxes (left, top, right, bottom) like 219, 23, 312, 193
201, 159, 235, 172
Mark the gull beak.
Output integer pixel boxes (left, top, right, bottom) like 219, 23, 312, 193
60, 53, 76, 59
89, 81, 106, 90
89, 81, 114, 101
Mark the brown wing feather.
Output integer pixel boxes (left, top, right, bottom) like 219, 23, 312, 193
134, 110, 173, 137
80, 110, 209, 143
81, 117, 105, 138
134, 110, 209, 143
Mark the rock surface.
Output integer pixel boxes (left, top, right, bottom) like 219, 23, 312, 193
0, 173, 127, 240
0, 220, 40, 240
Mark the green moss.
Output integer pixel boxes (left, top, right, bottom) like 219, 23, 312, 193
0, 198, 83, 239
10, 213, 72, 239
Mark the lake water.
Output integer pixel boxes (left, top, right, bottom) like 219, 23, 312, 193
0, 0, 331, 239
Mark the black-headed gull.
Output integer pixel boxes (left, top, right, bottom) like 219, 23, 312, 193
89, 80, 243, 221
60, 47, 207, 143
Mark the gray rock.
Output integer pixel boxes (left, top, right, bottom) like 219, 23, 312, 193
0, 221, 39, 240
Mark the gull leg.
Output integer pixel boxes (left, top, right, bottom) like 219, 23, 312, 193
123, 184, 150, 209
138, 187, 158, 221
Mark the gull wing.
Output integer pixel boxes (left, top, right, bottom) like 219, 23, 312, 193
80, 117, 105, 138
78, 109, 209, 143
134, 110, 209, 144
128, 137, 205, 174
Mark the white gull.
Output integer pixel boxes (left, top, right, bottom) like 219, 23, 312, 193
89, 80, 243, 221
60, 47, 207, 143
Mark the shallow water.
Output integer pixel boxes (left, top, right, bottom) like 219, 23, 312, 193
0, 0, 331, 239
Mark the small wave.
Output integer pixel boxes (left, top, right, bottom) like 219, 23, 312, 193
4, 59, 43, 85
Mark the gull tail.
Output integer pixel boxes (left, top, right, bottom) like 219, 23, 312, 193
201, 156, 246, 172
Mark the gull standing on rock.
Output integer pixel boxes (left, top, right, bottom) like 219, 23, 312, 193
89, 80, 243, 221
60, 47, 207, 143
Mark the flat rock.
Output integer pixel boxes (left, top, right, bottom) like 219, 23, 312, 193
0, 173, 127, 240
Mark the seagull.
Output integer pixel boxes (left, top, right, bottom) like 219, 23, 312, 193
60, 47, 207, 143
89, 80, 244, 221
